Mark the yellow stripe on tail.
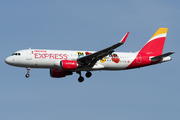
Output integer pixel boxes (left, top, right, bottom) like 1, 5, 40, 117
150, 28, 168, 39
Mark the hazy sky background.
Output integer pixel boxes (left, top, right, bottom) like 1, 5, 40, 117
0, 0, 179, 120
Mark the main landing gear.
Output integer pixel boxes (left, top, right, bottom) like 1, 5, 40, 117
76, 71, 92, 83
25, 68, 30, 78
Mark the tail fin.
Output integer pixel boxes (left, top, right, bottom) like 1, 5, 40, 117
139, 28, 168, 55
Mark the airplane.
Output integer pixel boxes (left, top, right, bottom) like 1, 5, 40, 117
5, 28, 174, 82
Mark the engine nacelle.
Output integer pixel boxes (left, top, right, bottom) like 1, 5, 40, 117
60, 60, 78, 70
50, 69, 73, 78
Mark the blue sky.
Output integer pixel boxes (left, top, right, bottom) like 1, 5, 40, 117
1, 0, 180, 120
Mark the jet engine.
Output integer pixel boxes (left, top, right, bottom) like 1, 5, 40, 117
50, 69, 73, 78
60, 60, 78, 70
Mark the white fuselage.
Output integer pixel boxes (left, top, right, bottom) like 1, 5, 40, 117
5, 49, 138, 71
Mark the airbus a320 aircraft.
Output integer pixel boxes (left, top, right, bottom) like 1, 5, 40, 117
5, 28, 174, 82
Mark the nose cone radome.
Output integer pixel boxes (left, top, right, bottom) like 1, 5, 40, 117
5, 57, 12, 65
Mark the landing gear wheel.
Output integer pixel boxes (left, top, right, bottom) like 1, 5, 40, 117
25, 74, 30, 78
86, 71, 92, 78
78, 76, 84, 83
25, 68, 30, 78
76, 71, 85, 83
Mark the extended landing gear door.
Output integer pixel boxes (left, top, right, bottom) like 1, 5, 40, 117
26, 48, 32, 60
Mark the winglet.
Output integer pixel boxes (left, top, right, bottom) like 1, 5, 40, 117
120, 32, 129, 43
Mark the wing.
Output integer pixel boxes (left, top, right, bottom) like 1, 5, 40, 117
77, 32, 129, 67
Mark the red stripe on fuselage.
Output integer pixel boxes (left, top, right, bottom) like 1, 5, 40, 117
126, 52, 160, 69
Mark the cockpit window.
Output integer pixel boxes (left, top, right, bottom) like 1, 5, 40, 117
12, 53, 21, 56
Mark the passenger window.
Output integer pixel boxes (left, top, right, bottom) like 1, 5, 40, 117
18, 53, 21, 55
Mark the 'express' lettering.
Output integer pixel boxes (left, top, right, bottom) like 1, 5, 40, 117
34, 53, 68, 59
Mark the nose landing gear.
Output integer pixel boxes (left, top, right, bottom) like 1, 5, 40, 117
25, 68, 30, 78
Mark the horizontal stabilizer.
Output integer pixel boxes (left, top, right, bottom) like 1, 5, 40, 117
150, 52, 175, 61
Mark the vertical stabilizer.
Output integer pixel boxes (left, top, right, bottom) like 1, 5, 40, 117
139, 28, 168, 55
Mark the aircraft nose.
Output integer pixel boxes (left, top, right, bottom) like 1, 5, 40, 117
5, 57, 12, 65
